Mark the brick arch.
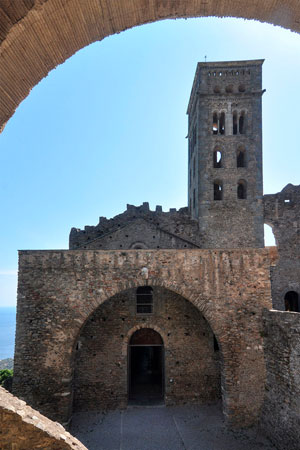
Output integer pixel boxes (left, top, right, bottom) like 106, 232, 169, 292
123, 324, 167, 356
72, 276, 224, 353
75, 283, 222, 356
71, 282, 226, 416
0, 0, 299, 132
71, 283, 224, 420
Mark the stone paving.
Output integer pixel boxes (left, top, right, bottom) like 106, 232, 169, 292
70, 403, 277, 450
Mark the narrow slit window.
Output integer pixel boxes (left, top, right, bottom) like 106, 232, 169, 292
136, 286, 153, 314
193, 188, 196, 209
239, 112, 245, 134
233, 112, 238, 135
213, 150, 222, 168
213, 336, 219, 352
219, 112, 225, 135
237, 148, 246, 167
192, 126, 197, 149
213, 113, 218, 135
237, 180, 247, 199
214, 181, 223, 200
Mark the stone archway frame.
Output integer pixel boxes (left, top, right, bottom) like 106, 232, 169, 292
122, 323, 167, 357
13, 248, 273, 428
1, 0, 300, 132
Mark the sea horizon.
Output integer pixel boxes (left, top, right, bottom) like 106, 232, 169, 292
0, 306, 16, 360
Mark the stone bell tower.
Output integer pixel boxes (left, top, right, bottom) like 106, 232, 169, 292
187, 60, 265, 248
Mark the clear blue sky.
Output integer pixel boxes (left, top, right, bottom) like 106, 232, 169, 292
1, 17, 300, 307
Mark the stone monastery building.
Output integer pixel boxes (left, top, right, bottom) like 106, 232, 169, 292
13, 60, 300, 450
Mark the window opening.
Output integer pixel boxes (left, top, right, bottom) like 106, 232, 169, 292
214, 181, 223, 200
193, 188, 196, 210
192, 126, 197, 150
136, 286, 153, 314
213, 150, 222, 168
237, 180, 247, 199
233, 112, 238, 135
264, 224, 276, 246
284, 291, 299, 312
213, 336, 219, 352
239, 112, 245, 134
219, 112, 225, 135
212, 113, 218, 135
237, 148, 245, 167
193, 157, 196, 178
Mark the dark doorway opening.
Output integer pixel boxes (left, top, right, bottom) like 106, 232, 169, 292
128, 328, 164, 405
284, 291, 299, 312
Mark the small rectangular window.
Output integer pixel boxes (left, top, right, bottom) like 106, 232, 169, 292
137, 287, 153, 314
214, 182, 223, 200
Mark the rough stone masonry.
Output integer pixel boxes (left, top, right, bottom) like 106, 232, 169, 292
11, 60, 300, 450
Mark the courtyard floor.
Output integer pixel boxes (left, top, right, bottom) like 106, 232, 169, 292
70, 403, 277, 450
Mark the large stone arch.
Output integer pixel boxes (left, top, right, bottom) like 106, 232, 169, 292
13, 248, 272, 428
1, 0, 300, 132
72, 285, 222, 413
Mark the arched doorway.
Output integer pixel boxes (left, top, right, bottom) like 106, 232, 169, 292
72, 285, 221, 413
284, 291, 299, 312
128, 328, 164, 405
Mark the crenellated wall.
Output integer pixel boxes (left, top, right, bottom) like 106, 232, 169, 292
69, 203, 202, 250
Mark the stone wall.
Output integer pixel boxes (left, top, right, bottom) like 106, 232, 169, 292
264, 184, 300, 310
13, 248, 272, 427
74, 287, 220, 411
261, 310, 300, 450
69, 203, 202, 250
187, 60, 264, 249
0, 387, 86, 450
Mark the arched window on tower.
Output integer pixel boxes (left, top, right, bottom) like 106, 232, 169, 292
233, 111, 238, 135
213, 149, 222, 168
219, 112, 225, 135
284, 291, 299, 312
237, 180, 247, 199
136, 286, 153, 314
214, 180, 223, 200
237, 147, 246, 167
239, 111, 246, 134
212, 113, 218, 135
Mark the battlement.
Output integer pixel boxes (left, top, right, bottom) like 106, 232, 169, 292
69, 203, 201, 250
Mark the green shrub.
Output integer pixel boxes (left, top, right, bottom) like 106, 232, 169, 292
0, 369, 13, 386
